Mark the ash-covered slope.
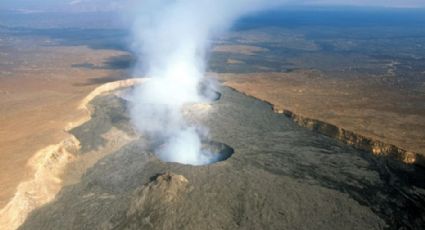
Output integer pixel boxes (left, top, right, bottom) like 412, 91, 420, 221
20, 87, 425, 230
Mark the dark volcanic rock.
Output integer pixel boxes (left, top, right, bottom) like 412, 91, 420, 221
70, 94, 132, 153
108, 173, 190, 229
19, 87, 425, 230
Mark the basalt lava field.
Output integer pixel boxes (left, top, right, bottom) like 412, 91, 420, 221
19, 86, 425, 230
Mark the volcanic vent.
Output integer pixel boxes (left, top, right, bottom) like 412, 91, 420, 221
156, 140, 234, 166
155, 85, 233, 166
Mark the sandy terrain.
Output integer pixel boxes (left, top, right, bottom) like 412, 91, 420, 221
219, 70, 425, 161
0, 39, 128, 208
0, 78, 143, 229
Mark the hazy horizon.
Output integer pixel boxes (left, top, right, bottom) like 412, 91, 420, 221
1, 0, 425, 12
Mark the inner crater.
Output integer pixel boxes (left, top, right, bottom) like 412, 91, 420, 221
155, 140, 235, 166
198, 81, 221, 102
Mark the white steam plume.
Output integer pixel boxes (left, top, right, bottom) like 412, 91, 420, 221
129, 0, 285, 165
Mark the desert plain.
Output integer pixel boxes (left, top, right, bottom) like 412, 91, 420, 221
0, 8, 425, 230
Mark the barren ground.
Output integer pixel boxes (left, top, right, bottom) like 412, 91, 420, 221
19, 87, 425, 229
1, 9, 425, 229
219, 70, 425, 158
0, 35, 127, 208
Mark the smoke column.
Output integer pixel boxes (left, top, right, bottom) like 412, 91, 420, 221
129, 0, 284, 165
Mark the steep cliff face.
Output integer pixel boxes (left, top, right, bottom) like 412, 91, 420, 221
0, 79, 144, 230
78, 78, 146, 110
221, 78, 424, 168
272, 106, 422, 166
0, 136, 79, 230
220, 71, 425, 167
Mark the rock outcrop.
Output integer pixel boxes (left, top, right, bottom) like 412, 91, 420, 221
272, 106, 423, 166
0, 79, 145, 230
